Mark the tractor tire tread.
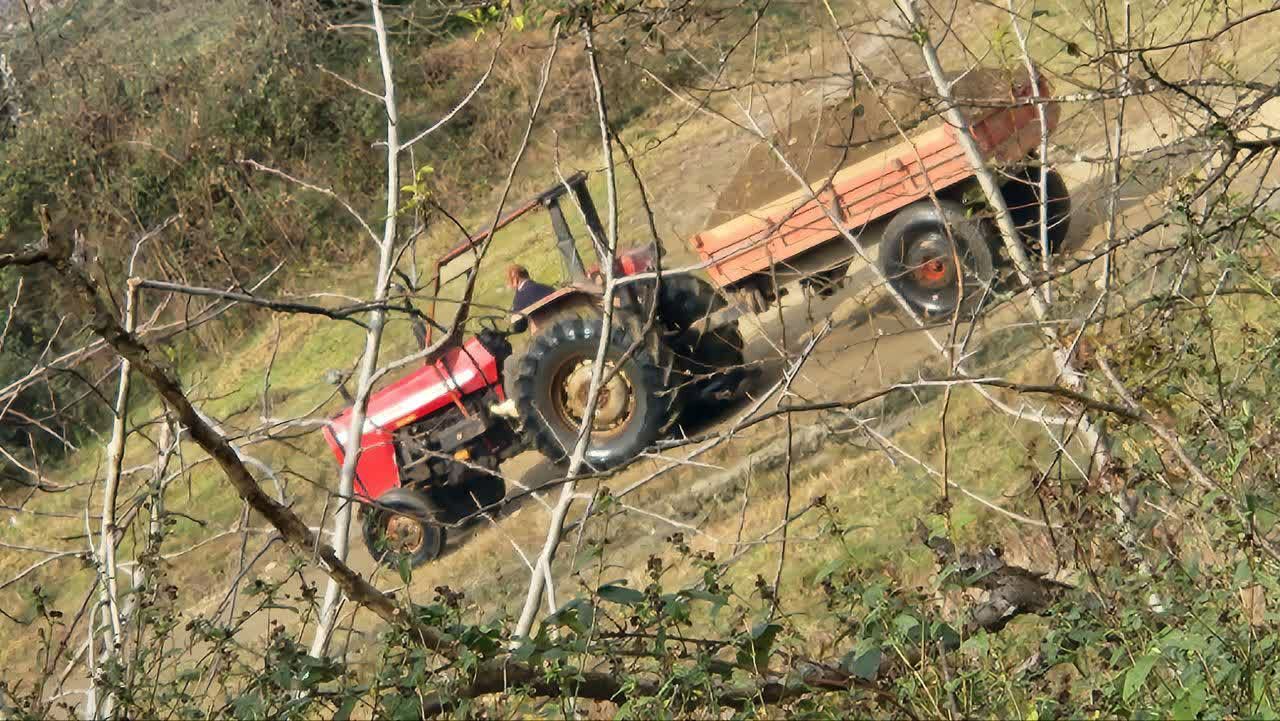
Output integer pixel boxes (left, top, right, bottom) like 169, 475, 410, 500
514, 316, 670, 470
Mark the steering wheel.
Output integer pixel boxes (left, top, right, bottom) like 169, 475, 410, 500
478, 315, 502, 333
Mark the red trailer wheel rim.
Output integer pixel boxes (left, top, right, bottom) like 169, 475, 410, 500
915, 258, 950, 287
905, 233, 958, 291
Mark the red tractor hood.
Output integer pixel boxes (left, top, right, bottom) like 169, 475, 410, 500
323, 336, 502, 500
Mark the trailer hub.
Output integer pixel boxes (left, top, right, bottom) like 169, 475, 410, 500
908, 234, 957, 290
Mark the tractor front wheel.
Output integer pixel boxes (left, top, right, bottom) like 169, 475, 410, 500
513, 316, 669, 469
362, 489, 445, 570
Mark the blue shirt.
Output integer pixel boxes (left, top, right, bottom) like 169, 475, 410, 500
511, 279, 555, 313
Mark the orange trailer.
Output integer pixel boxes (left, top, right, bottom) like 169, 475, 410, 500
690, 69, 1069, 317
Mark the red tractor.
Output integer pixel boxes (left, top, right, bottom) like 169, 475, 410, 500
325, 172, 746, 567
325, 68, 1071, 568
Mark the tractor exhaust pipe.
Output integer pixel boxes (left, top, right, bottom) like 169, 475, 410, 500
324, 369, 355, 404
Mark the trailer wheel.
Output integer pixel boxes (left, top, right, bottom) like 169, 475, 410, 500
880, 199, 995, 319
362, 488, 445, 570
514, 316, 670, 469
1001, 166, 1071, 256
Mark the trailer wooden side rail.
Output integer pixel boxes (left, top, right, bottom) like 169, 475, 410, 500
690, 75, 1057, 291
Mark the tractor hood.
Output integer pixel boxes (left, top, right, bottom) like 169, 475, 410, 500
323, 335, 503, 500
327, 336, 501, 444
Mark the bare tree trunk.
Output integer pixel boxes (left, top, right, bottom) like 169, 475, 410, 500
1005, 0, 1055, 297
90, 278, 139, 720
897, 0, 1159, 605
308, 0, 402, 659
514, 22, 620, 639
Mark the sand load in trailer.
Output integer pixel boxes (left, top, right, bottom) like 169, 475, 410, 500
694, 67, 1070, 317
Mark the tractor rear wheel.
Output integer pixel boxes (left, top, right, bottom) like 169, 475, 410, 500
362, 489, 445, 570
513, 316, 670, 469
879, 199, 996, 319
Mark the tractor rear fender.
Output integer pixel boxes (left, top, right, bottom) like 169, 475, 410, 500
518, 286, 604, 333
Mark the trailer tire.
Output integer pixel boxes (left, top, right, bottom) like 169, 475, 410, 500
880, 199, 995, 319
514, 316, 670, 469
1001, 166, 1071, 256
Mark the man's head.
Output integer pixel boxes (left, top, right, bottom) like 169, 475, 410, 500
506, 264, 530, 289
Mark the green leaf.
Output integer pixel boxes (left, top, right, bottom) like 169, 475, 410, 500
932, 621, 961, 648
1171, 686, 1205, 719
893, 613, 920, 636
572, 543, 602, 571
511, 638, 539, 663
1234, 559, 1255, 587
814, 558, 848, 583
333, 697, 359, 721
845, 647, 882, 680
546, 598, 594, 634
397, 556, 413, 586
231, 692, 264, 720
1123, 653, 1159, 702
737, 622, 783, 670
681, 588, 729, 609
598, 584, 646, 605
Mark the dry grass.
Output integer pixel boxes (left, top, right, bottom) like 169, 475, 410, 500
4, 0, 1279, 692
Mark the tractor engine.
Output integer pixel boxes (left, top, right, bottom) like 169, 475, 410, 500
323, 328, 523, 568
392, 382, 520, 490
322, 328, 517, 503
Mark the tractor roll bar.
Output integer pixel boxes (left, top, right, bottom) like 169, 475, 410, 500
424, 171, 592, 346
437, 170, 590, 266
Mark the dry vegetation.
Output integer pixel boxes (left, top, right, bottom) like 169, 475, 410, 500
3, 0, 1280, 718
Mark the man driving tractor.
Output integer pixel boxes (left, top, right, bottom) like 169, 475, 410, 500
506, 264, 555, 323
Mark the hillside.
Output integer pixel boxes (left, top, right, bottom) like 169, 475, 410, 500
3, 0, 1280, 718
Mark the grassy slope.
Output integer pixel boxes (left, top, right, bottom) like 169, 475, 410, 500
2, 0, 1276, 691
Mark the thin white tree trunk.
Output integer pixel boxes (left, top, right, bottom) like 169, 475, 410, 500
308, 0, 401, 659
1005, 0, 1055, 299
90, 278, 139, 720
899, 0, 1159, 605
514, 24, 620, 638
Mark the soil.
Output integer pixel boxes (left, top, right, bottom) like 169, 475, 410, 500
47, 34, 1263, 702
